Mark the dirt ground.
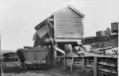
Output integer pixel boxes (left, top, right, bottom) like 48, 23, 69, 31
1, 61, 93, 76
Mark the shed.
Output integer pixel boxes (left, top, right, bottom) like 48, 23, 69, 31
34, 5, 84, 45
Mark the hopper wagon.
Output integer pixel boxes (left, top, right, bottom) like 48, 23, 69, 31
17, 47, 53, 69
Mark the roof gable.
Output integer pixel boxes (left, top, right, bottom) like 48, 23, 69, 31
52, 5, 84, 18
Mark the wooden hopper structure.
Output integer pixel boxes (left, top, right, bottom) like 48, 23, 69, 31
33, 5, 85, 65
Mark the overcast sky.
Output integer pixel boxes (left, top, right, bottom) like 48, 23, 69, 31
0, 0, 119, 51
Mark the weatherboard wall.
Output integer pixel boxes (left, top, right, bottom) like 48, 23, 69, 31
54, 7, 84, 42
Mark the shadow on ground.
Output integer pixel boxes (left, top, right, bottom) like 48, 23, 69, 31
3, 66, 22, 73
2, 61, 50, 74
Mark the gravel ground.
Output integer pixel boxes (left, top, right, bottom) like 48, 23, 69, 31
1, 61, 93, 76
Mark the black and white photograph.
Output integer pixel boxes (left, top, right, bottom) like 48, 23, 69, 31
0, 0, 118, 76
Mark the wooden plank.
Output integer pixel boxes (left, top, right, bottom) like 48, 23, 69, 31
36, 25, 49, 38
56, 22, 81, 26
56, 21, 82, 27
84, 53, 118, 58
56, 34, 82, 38
55, 39, 82, 42
56, 23, 82, 32
56, 16, 81, 23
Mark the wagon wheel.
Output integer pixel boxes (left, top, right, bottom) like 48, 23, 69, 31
21, 64, 27, 71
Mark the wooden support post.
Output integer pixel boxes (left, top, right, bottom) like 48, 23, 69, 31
93, 57, 97, 76
70, 57, 74, 73
53, 49, 57, 66
53, 12, 56, 67
82, 57, 85, 71
63, 55, 66, 67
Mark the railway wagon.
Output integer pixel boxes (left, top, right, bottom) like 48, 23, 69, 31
17, 47, 52, 69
